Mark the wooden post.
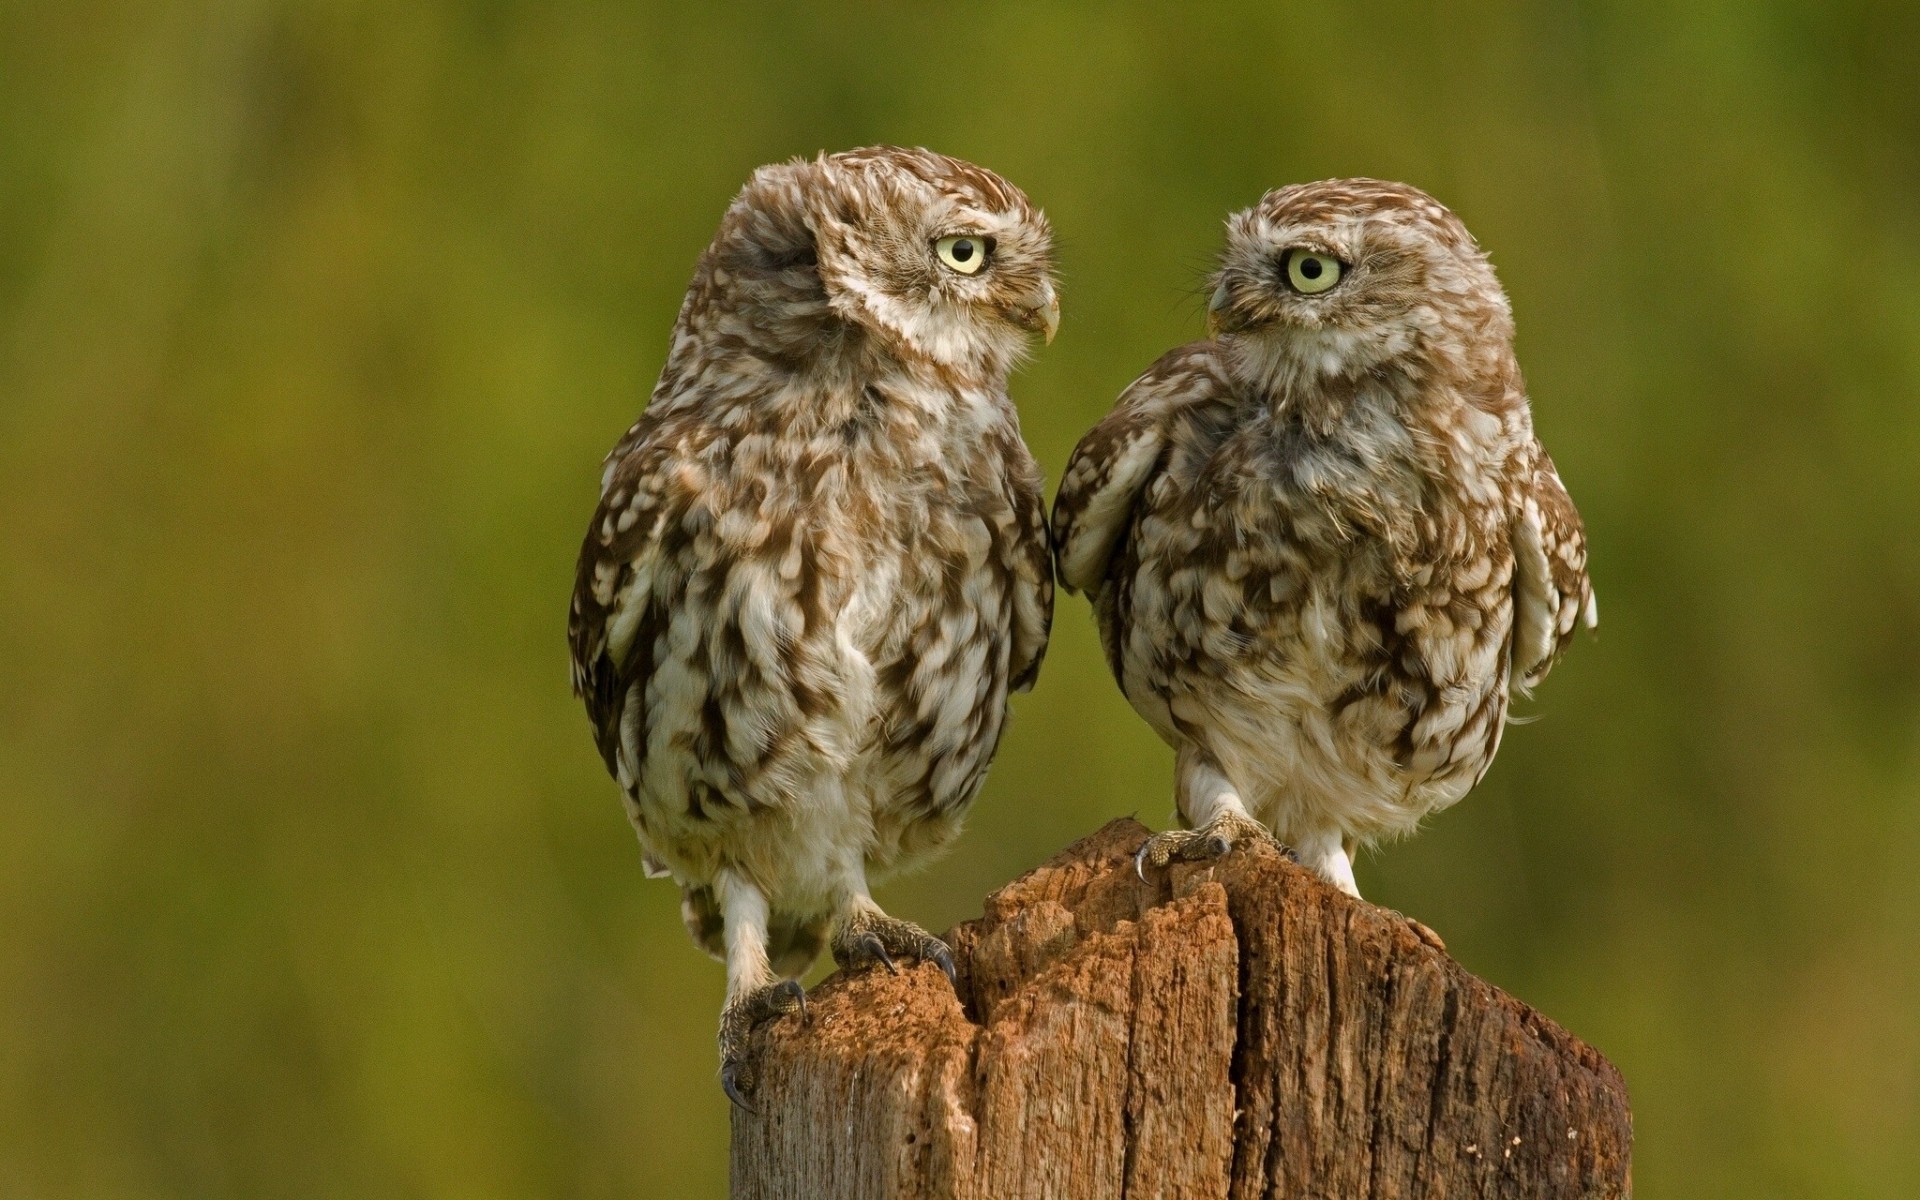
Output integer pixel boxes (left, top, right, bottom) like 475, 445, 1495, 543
731, 820, 1631, 1199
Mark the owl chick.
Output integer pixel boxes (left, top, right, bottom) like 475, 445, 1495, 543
568, 147, 1057, 1106
1053, 179, 1593, 900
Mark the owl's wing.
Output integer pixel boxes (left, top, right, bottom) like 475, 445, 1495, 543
1510, 444, 1597, 690
1004, 455, 1055, 694
567, 433, 692, 783
1052, 346, 1225, 594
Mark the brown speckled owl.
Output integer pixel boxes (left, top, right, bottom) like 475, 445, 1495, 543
1053, 179, 1594, 902
568, 147, 1057, 1106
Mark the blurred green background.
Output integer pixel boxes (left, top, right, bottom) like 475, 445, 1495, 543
4, 1, 1918, 1195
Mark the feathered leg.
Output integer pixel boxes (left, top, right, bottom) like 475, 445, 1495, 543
1295, 831, 1446, 950
1294, 828, 1362, 897
715, 869, 804, 1112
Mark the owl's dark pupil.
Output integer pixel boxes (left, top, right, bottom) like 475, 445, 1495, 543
952, 239, 975, 262
1299, 257, 1323, 279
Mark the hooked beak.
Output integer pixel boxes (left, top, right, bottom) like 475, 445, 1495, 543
1206, 280, 1234, 338
1014, 283, 1060, 344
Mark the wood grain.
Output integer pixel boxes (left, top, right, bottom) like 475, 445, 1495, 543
731, 820, 1631, 1199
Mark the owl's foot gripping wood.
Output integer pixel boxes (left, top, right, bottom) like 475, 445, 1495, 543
830, 905, 957, 983
1134, 809, 1289, 881
719, 980, 806, 1113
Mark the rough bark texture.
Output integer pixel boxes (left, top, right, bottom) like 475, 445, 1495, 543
731, 820, 1631, 1199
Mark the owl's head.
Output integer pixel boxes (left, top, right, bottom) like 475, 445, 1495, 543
1205, 179, 1512, 391
704, 147, 1057, 385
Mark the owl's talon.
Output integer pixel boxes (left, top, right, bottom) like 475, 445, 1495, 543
768, 978, 806, 1020
851, 932, 896, 974
721, 1062, 756, 1115
926, 939, 957, 984
832, 910, 954, 985
1135, 811, 1278, 878
717, 979, 806, 1112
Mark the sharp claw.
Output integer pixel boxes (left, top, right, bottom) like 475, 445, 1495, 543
927, 940, 957, 984
721, 1064, 756, 1115
1201, 834, 1230, 858
719, 979, 806, 1113
1134, 841, 1152, 882
859, 932, 896, 974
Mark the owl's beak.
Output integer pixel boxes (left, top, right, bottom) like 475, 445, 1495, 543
1206, 280, 1233, 338
1015, 284, 1060, 344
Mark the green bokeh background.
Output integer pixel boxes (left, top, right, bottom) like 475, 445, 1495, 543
5, 2, 1919, 1196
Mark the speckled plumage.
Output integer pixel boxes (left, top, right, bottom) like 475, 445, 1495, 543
1054, 179, 1593, 898
568, 147, 1057, 1097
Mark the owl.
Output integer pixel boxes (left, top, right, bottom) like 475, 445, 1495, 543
567, 147, 1056, 1107
1053, 179, 1593, 902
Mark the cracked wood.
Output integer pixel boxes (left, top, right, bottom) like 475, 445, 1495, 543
730, 819, 1631, 1199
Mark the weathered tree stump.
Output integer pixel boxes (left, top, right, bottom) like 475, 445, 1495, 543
731, 819, 1631, 1199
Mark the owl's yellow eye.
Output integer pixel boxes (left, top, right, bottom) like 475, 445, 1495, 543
935, 235, 991, 275
1285, 250, 1344, 295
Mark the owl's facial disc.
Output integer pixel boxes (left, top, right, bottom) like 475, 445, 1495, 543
929, 228, 1059, 344
1209, 242, 1353, 337
799, 148, 1056, 375
1205, 179, 1514, 394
